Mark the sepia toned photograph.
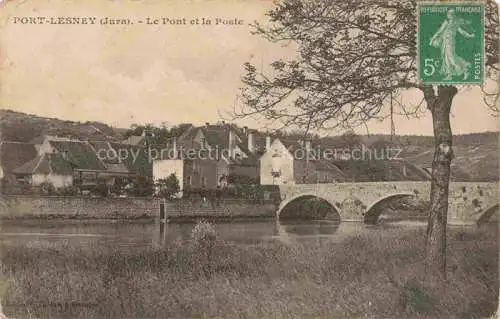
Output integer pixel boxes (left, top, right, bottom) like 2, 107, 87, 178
0, 0, 498, 318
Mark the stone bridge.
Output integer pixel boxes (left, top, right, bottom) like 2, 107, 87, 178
277, 182, 499, 225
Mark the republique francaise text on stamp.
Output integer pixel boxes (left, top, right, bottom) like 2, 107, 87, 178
417, 2, 485, 85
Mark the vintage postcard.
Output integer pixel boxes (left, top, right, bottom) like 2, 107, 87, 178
0, 0, 498, 318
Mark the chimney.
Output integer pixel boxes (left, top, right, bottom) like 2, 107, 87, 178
248, 131, 254, 153
228, 129, 235, 157
172, 137, 177, 159
243, 126, 248, 134
305, 140, 311, 152
266, 136, 271, 151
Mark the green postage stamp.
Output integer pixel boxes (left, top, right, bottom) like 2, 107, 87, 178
417, 2, 485, 85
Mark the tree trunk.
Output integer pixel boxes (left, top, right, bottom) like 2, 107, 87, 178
424, 85, 457, 280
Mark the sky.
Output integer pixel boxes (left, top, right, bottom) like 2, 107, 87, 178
0, 0, 498, 136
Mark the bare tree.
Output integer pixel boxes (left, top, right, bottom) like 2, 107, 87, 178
234, 0, 499, 278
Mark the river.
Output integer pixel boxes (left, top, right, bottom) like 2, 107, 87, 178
0, 219, 439, 250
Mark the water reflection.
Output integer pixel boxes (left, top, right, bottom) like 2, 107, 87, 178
0, 218, 431, 250
279, 220, 340, 236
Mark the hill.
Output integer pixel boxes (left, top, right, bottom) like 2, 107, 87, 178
0, 109, 497, 181
0, 109, 125, 142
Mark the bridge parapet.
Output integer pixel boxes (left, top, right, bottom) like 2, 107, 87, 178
278, 182, 498, 224
447, 182, 498, 225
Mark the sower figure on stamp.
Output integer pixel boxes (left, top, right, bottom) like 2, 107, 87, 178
429, 8, 475, 81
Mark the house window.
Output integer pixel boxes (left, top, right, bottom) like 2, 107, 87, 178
302, 175, 307, 183
201, 138, 207, 149
201, 176, 207, 187
16, 176, 30, 185
271, 153, 281, 174
186, 176, 192, 186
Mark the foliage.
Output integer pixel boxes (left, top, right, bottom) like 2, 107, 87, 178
337, 130, 364, 149
190, 220, 217, 248
123, 123, 193, 148
56, 185, 79, 196
130, 174, 154, 197
227, 173, 258, 186
93, 181, 109, 197
156, 174, 181, 199
109, 178, 128, 196
235, 0, 498, 129
38, 181, 56, 196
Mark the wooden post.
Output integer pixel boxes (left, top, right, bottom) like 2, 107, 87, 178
159, 222, 166, 245
159, 199, 166, 222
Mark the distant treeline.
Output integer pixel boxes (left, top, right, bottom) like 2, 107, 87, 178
1, 109, 497, 149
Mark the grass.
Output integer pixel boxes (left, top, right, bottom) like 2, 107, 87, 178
0, 222, 497, 319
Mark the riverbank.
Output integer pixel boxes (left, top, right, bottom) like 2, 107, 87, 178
0, 223, 497, 319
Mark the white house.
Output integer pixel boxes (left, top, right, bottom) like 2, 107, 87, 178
153, 159, 184, 197
260, 137, 295, 185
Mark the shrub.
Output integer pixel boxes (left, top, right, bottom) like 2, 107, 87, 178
190, 220, 216, 247
57, 185, 79, 196
39, 181, 56, 196
156, 174, 180, 199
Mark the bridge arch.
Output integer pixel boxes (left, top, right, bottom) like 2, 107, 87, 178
363, 192, 417, 224
476, 204, 499, 226
277, 193, 341, 221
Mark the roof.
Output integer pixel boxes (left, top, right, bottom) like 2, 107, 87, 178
332, 159, 430, 182
105, 163, 130, 174
89, 141, 120, 164
0, 141, 38, 172
122, 135, 146, 146
13, 153, 73, 175
232, 154, 260, 167
294, 159, 347, 182
177, 126, 202, 150
29, 135, 45, 145
108, 142, 152, 175
177, 124, 245, 151
239, 130, 268, 154
202, 126, 228, 148
49, 140, 107, 171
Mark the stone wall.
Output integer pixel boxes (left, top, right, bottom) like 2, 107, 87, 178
0, 196, 277, 220
0, 195, 160, 219
164, 200, 277, 218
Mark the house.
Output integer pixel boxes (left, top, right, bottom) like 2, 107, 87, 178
176, 122, 249, 159
0, 141, 38, 185
89, 141, 153, 186
11, 135, 108, 188
260, 137, 295, 185
259, 136, 347, 185
12, 152, 74, 188
1, 134, 154, 193
152, 137, 227, 196
229, 128, 268, 183
152, 122, 270, 195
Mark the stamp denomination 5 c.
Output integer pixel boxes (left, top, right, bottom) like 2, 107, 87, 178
417, 2, 485, 85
